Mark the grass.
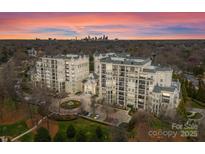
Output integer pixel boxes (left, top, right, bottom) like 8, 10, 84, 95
189, 112, 203, 119
57, 118, 112, 141
149, 117, 170, 129
0, 121, 33, 141
60, 100, 81, 109
187, 97, 205, 109
186, 112, 193, 116
3, 99, 17, 111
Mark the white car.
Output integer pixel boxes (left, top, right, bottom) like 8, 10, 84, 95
87, 112, 92, 117
94, 114, 100, 119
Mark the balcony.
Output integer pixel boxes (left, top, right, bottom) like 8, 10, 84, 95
120, 73, 125, 76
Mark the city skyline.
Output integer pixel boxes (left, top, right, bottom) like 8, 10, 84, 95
0, 13, 205, 40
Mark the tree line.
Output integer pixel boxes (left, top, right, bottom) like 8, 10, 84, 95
184, 79, 205, 104
34, 125, 105, 142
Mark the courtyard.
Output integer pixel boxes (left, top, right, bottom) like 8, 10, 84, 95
48, 94, 131, 126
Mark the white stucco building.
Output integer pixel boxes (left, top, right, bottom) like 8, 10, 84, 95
32, 54, 89, 94
98, 55, 181, 115
83, 73, 98, 95
94, 53, 116, 75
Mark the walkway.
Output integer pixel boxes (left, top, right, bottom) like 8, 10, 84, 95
11, 113, 53, 142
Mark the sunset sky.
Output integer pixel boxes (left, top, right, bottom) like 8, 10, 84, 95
0, 13, 205, 40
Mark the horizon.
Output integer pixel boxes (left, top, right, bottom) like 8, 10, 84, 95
1, 13, 205, 40
1, 38, 205, 41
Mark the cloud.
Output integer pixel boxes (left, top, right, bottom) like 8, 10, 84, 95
163, 25, 204, 34
83, 25, 129, 30
31, 27, 78, 36
0, 13, 205, 39
86, 31, 104, 36
128, 24, 205, 38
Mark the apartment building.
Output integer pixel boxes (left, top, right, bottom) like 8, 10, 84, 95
32, 54, 89, 93
83, 73, 98, 95
99, 55, 180, 115
94, 53, 116, 75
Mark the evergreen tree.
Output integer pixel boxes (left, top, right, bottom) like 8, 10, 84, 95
34, 127, 51, 142
89, 55, 94, 72
177, 79, 188, 120
181, 79, 188, 103
185, 79, 189, 93
177, 100, 187, 120
76, 130, 87, 142
66, 124, 76, 139
192, 85, 197, 99
112, 128, 128, 142
95, 126, 103, 140
193, 66, 204, 76
187, 81, 192, 97
53, 132, 66, 142
196, 80, 205, 103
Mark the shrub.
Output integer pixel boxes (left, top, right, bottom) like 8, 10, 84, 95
34, 127, 51, 142
66, 125, 76, 139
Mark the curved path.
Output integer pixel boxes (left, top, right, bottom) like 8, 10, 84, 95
11, 113, 53, 142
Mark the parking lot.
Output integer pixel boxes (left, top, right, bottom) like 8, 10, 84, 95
77, 94, 131, 126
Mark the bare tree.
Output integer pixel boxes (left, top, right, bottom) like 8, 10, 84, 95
90, 95, 97, 115
1, 61, 18, 104
0, 73, 5, 121
80, 98, 86, 114
24, 84, 54, 125
111, 127, 128, 142
101, 101, 113, 122
128, 110, 150, 131
198, 121, 205, 141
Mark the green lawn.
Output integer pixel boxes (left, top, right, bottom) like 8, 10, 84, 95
189, 112, 203, 119
0, 121, 33, 141
57, 118, 112, 141
60, 100, 81, 109
187, 97, 205, 109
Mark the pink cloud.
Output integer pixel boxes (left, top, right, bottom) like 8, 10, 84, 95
0, 13, 205, 39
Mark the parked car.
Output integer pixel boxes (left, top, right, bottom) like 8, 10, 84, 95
87, 112, 92, 117
94, 114, 100, 119
82, 111, 89, 116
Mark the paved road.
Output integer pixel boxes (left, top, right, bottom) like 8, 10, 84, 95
187, 108, 205, 124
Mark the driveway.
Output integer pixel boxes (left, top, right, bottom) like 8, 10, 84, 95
187, 108, 205, 123
49, 94, 131, 126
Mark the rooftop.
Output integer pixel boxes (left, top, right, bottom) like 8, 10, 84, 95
42, 54, 88, 60
153, 85, 176, 93
143, 65, 172, 73
100, 56, 151, 66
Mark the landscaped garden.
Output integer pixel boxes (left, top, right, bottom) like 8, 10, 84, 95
187, 112, 203, 119
0, 121, 33, 141
55, 118, 112, 141
60, 100, 81, 110
186, 97, 205, 109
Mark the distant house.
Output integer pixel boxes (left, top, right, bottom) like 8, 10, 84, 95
184, 74, 199, 89
27, 48, 37, 57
